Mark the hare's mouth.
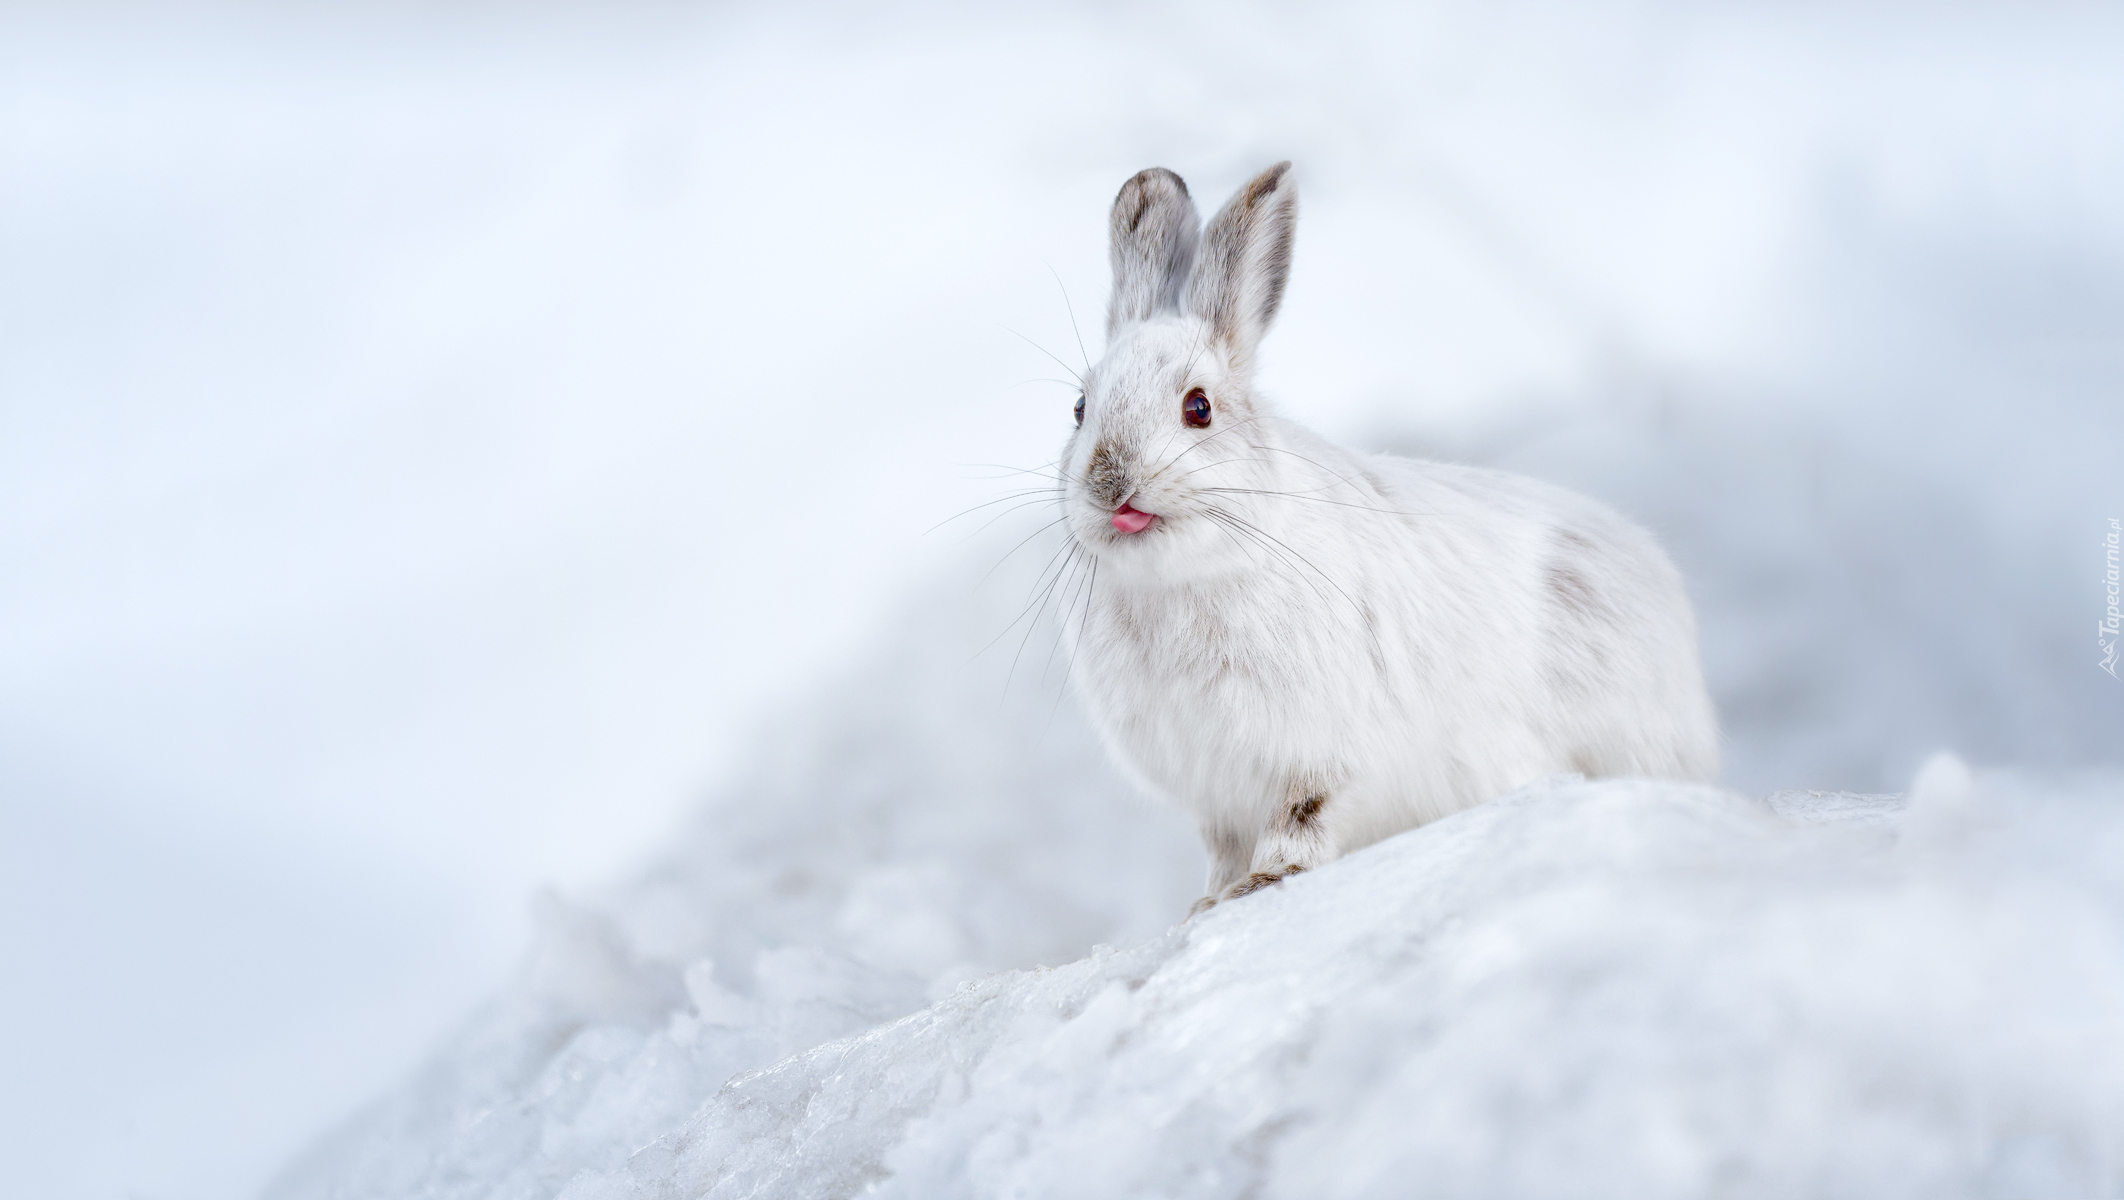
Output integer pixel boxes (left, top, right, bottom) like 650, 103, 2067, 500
1111, 500, 1157, 535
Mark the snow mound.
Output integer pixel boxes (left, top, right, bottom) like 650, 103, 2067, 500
270, 403, 2124, 1198
274, 756, 2124, 1199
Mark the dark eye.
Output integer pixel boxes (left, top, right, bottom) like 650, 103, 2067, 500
1183, 387, 1211, 428
1074, 394, 1085, 426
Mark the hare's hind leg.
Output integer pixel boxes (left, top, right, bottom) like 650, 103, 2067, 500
1212, 781, 1340, 905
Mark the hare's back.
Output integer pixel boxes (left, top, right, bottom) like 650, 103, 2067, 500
1364, 453, 1716, 780
1364, 454, 1683, 588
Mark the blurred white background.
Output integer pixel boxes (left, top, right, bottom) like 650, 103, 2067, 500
3, 2, 2119, 1196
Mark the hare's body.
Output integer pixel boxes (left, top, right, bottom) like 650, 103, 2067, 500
1068, 406, 1717, 901
1059, 165, 1716, 912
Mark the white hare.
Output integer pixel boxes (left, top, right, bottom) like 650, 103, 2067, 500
1057, 163, 1719, 915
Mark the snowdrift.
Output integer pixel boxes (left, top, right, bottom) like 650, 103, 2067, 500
274, 760, 2124, 1200
610, 766, 2124, 1200
271, 407, 2124, 1199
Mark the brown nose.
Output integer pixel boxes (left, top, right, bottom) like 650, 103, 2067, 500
1085, 440, 1133, 510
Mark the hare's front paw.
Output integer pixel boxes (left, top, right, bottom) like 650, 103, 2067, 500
1185, 865, 1304, 919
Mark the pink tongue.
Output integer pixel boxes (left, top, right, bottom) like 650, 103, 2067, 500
1111, 502, 1156, 534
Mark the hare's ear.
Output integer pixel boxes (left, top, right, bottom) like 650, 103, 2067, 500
1188, 162, 1297, 361
1107, 168, 1200, 339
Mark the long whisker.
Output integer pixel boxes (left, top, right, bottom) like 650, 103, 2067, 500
1005, 542, 1084, 699
1135, 332, 1216, 465
1003, 326, 1083, 387
1138, 355, 1266, 468
1206, 503, 1367, 621
1154, 454, 1278, 484
1149, 412, 1280, 481
963, 496, 1065, 541
1197, 503, 1274, 570
1071, 557, 1098, 670
974, 515, 1071, 591
1042, 539, 1098, 682
957, 461, 1065, 482
974, 533, 1078, 663
1180, 329, 1210, 390
1153, 415, 1439, 519
1140, 383, 1265, 469
1199, 474, 1340, 496
1044, 553, 1100, 736
1207, 506, 1386, 662
1245, 441, 1377, 494
1203, 507, 1335, 610
1202, 507, 1353, 621
1200, 487, 1432, 517
1046, 262, 1092, 375
925, 487, 1062, 535
1138, 413, 1284, 490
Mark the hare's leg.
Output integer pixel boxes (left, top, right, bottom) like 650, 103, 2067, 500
1219, 782, 1336, 902
1187, 821, 1257, 918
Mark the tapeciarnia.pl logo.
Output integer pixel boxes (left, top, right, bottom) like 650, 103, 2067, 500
2102, 518, 2121, 679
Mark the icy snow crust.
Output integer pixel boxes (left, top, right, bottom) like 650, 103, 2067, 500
272, 550, 2124, 1200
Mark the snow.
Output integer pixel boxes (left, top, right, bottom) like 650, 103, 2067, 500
269, 615, 2124, 1198
268, 505, 2124, 1196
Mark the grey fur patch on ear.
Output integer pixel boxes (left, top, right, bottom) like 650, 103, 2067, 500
1188, 161, 1297, 360
1107, 168, 1200, 339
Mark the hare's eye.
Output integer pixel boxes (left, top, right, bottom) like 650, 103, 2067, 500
1074, 394, 1085, 426
1183, 388, 1211, 428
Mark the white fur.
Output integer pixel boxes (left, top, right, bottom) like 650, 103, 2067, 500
1059, 164, 1719, 914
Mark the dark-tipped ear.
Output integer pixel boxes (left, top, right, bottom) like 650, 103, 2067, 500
1188, 161, 1297, 360
1107, 168, 1200, 339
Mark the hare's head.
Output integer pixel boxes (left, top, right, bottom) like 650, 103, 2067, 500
1062, 163, 1299, 578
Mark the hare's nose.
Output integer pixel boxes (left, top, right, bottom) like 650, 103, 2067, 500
1112, 501, 1156, 535
1085, 440, 1136, 511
